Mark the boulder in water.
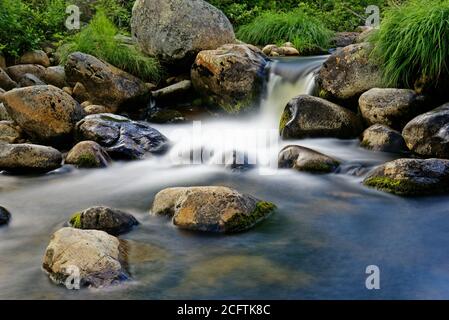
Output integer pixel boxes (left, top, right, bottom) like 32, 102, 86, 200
65, 141, 111, 168
278, 145, 340, 173
361, 124, 408, 153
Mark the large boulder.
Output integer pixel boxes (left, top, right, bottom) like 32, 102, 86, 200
131, 0, 236, 65
0, 143, 62, 173
359, 88, 425, 130
278, 145, 340, 173
317, 43, 384, 100
152, 186, 276, 233
361, 124, 408, 153
42, 228, 129, 288
364, 158, 449, 196
65, 141, 111, 168
65, 52, 148, 112
402, 104, 449, 158
0, 121, 24, 144
0, 206, 11, 226
191, 44, 268, 113
0, 68, 18, 90
69, 206, 139, 236
280, 95, 363, 139
76, 113, 169, 159
2, 85, 85, 145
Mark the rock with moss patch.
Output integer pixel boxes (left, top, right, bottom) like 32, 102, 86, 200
0, 206, 11, 226
42, 227, 129, 288
278, 145, 340, 173
363, 158, 449, 196
280, 95, 363, 139
65, 141, 111, 168
361, 124, 408, 153
152, 186, 276, 233
69, 206, 139, 236
76, 113, 169, 160
191, 44, 268, 114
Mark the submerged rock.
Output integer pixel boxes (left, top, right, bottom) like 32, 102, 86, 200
402, 104, 449, 159
42, 227, 129, 288
69, 206, 139, 236
2, 85, 85, 145
0, 121, 24, 144
361, 124, 408, 153
364, 158, 449, 196
280, 95, 363, 139
0, 143, 62, 173
191, 44, 268, 113
0, 206, 11, 226
65, 52, 148, 112
278, 145, 340, 173
65, 141, 111, 168
152, 186, 276, 233
76, 113, 169, 160
131, 0, 236, 65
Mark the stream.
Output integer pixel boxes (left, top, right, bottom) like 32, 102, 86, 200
1, 56, 449, 300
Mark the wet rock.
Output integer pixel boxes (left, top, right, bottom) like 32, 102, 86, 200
76, 113, 169, 160
0, 143, 62, 173
65, 52, 148, 112
0, 121, 24, 144
18, 73, 46, 87
152, 186, 276, 233
402, 103, 449, 158
278, 145, 340, 173
364, 158, 449, 196
280, 95, 363, 139
18, 50, 50, 67
2, 85, 85, 145
317, 43, 384, 100
191, 44, 268, 113
131, 0, 235, 65
65, 141, 111, 168
359, 88, 425, 130
331, 32, 359, 48
42, 227, 129, 288
0, 206, 11, 226
361, 124, 408, 153
69, 206, 139, 236
0, 68, 17, 90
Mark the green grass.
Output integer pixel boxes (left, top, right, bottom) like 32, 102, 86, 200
236, 9, 334, 53
370, 0, 449, 87
58, 10, 162, 82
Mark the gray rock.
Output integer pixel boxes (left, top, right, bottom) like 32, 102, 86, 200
18, 73, 46, 87
76, 113, 169, 160
331, 32, 359, 48
280, 95, 363, 139
69, 206, 139, 236
65, 141, 111, 168
361, 124, 408, 153
278, 145, 340, 173
0, 206, 11, 226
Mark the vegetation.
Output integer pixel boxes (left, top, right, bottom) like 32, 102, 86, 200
370, 0, 449, 88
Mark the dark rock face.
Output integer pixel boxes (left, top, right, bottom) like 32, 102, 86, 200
278, 145, 340, 173
18, 73, 46, 87
0, 68, 18, 90
0, 206, 11, 226
69, 206, 139, 236
402, 104, 449, 159
280, 95, 363, 139
361, 124, 408, 153
364, 158, 449, 196
191, 44, 268, 113
76, 113, 169, 160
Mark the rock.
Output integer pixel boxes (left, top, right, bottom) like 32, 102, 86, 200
84, 105, 110, 115
0, 55, 5, 69
65, 141, 111, 168
152, 186, 276, 233
18, 73, 46, 87
131, 0, 236, 65
18, 50, 50, 67
317, 43, 384, 100
0, 206, 11, 226
76, 113, 169, 160
65, 52, 148, 112
0, 103, 12, 121
331, 32, 359, 48
72, 82, 90, 102
0, 121, 24, 144
191, 44, 268, 113
402, 103, 449, 158
151, 80, 192, 104
0, 68, 18, 90
0, 143, 62, 173
42, 227, 129, 288
2, 85, 85, 145
62, 87, 73, 95
45, 66, 66, 88
361, 124, 408, 153
276, 46, 300, 56
262, 44, 277, 56
280, 95, 363, 139
364, 158, 449, 196
357, 27, 377, 43
359, 88, 424, 130
147, 109, 185, 124
6, 65, 65, 88
69, 206, 139, 236
278, 145, 340, 173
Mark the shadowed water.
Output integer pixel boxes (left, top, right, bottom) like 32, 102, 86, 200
1, 57, 449, 300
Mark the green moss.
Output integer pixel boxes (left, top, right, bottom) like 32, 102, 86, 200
77, 154, 99, 168
225, 201, 277, 233
360, 140, 373, 150
364, 176, 429, 196
279, 109, 292, 133
69, 212, 82, 228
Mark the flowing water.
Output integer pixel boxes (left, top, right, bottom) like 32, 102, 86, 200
1, 57, 449, 300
